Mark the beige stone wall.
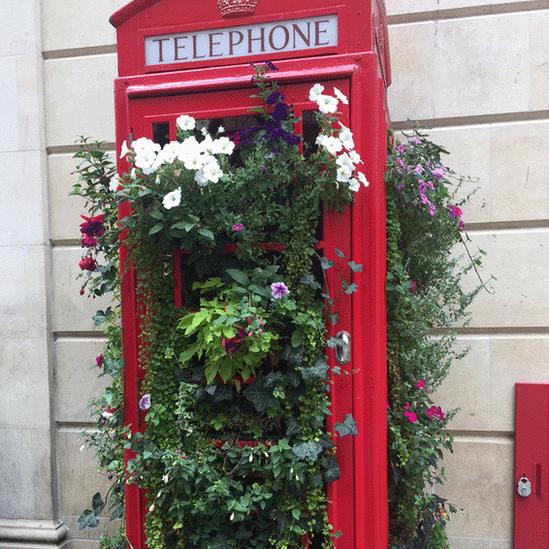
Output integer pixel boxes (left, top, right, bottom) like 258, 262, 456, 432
1, 0, 545, 547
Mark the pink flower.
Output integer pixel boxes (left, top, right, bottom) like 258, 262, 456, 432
409, 136, 421, 145
449, 205, 465, 230
415, 379, 426, 390
426, 405, 445, 421
96, 355, 104, 368
432, 167, 445, 180
80, 214, 105, 237
414, 164, 424, 175
404, 410, 418, 423
232, 223, 244, 233
396, 144, 406, 154
409, 280, 417, 295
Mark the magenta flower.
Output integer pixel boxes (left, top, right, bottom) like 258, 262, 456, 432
95, 355, 104, 368
404, 410, 418, 423
82, 234, 98, 248
232, 223, 244, 233
139, 394, 151, 411
426, 405, 445, 421
396, 144, 406, 154
414, 164, 424, 175
271, 282, 290, 300
409, 136, 421, 145
80, 214, 105, 238
449, 205, 465, 229
409, 280, 417, 295
415, 379, 426, 390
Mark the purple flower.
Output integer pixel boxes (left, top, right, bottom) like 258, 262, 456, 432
272, 102, 290, 122
432, 167, 445, 180
414, 164, 424, 175
282, 131, 301, 146
263, 60, 279, 71
409, 136, 421, 145
271, 282, 290, 300
95, 354, 104, 368
139, 394, 151, 411
232, 223, 244, 233
266, 91, 284, 105
396, 144, 406, 154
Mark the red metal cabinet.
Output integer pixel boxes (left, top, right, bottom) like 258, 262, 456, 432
111, 1, 390, 547
514, 383, 549, 548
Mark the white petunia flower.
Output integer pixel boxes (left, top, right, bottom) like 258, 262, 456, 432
316, 134, 343, 156
217, 126, 225, 134
162, 474, 169, 484
132, 137, 160, 155
309, 83, 325, 102
349, 150, 363, 165
337, 167, 352, 183
357, 171, 370, 187
109, 175, 120, 192
182, 151, 204, 171
120, 140, 131, 159
316, 94, 339, 114
194, 170, 208, 187
339, 124, 355, 150
200, 134, 215, 154
176, 114, 196, 131
348, 178, 361, 192
201, 159, 223, 184
162, 188, 182, 210
158, 141, 182, 165
200, 127, 209, 136
333, 86, 349, 105
211, 136, 235, 156
336, 152, 355, 172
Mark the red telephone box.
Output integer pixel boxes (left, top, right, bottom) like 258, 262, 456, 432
111, 1, 390, 547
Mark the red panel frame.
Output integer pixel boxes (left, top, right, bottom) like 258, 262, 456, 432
116, 54, 388, 548
514, 383, 549, 548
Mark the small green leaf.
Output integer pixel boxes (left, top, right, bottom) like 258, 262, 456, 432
197, 227, 215, 241
344, 283, 358, 295
172, 220, 196, 232
77, 509, 99, 530
335, 248, 346, 258
320, 257, 334, 271
148, 222, 163, 236
291, 330, 303, 348
348, 261, 363, 272
292, 441, 323, 461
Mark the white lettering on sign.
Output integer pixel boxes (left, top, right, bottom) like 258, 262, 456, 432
145, 15, 338, 66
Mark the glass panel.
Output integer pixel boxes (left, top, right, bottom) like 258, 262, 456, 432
302, 110, 321, 155
195, 115, 259, 137
152, 121, 170, 147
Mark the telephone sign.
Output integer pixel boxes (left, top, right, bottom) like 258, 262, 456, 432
145, 15, 338, 66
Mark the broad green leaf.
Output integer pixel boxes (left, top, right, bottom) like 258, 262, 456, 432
226, 269, 249, 286
92, 492, 105, 515
197, 227, 215, 241
172, 220, 196, 232
205, 364, 218, 385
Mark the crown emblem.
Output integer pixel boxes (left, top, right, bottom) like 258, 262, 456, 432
217, 0, 259, 18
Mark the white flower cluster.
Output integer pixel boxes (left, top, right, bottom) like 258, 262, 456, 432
119, 115, 236, 209
310, 84, 369, 193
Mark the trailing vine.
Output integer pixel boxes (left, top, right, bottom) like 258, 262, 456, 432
386, 130, 487, 548
74, 64, 366, 548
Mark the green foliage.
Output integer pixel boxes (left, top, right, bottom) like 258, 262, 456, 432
73, 65, 363, 547
386, 130, 488, 548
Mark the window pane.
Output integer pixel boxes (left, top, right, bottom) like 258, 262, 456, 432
152, 121, 170, 147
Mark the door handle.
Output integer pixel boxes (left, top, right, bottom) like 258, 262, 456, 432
335, 331, 351, 365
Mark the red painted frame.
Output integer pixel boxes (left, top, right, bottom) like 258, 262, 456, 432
112, 1, 390, 547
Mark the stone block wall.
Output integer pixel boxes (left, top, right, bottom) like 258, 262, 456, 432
0, 0, 547, 547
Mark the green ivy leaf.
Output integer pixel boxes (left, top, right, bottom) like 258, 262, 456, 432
292, 441, 323, 461
323, 456, 341, 483
301, 360, 329, 383
335, 414, 358, 437
348, 261, 363, 272
210, 535, 232, 549
320, 257, 334, 271
77, 509, 99, 530
92, 492, 105, 515
344, 283, 358, 295
243, 380, 276, 413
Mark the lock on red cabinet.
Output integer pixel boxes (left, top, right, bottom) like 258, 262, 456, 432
111, 0, 391, 547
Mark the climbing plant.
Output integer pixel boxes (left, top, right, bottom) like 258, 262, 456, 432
386, 130, 487, 548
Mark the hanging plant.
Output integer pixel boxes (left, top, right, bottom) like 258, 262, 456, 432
73, 62, 367, 548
